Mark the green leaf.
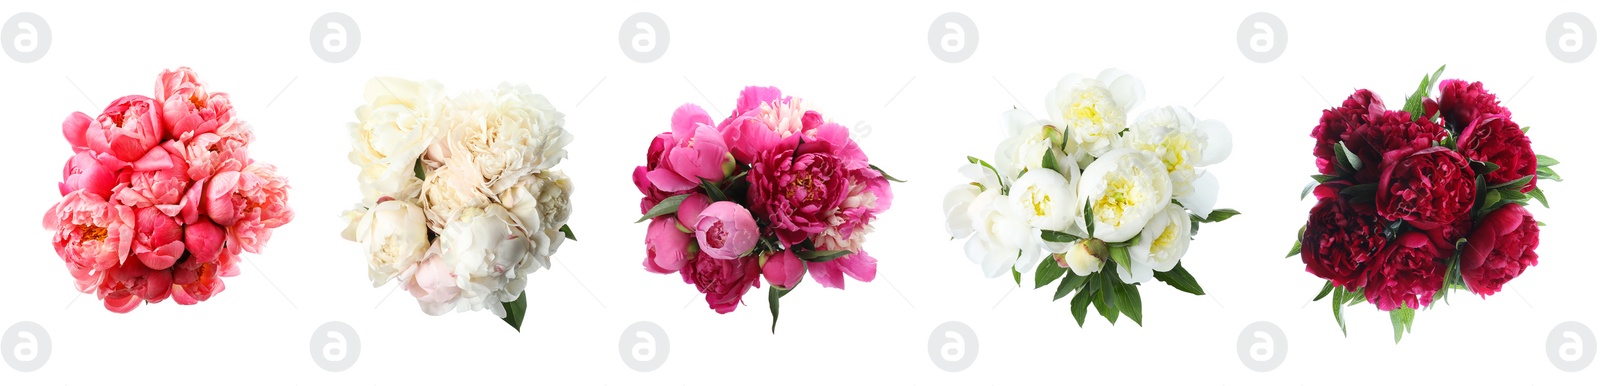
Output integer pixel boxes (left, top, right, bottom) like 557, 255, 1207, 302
797, 249, 853, 263
1472, 160, 1501, 176
1537, 165, 1563, 182
1152, 262, 1205, 296
500, 291, 528, 332
1054, 271, 1089, 300
1114, 282, 1143, 326
1195, 208, 1240, 223
1529, 187, 1549, 208
700, 178, 727, 201
1083, 202, 1096, 238
1040, 230, 1082, 244
1345, 288, 1366, 306
1536, 155, 1560, 167
1389, 306, 1416, 343
1332, 287, 1348, 337
1340, 183, 1378, 198
635, 194, 690, 223
1429, 65, 1447, 91
1488, 175, 1534, 190
1041, 149, 1059, 171
1312, 281, 1335, 301
1070, 287, 1092, 327
413, 159, 427, 180
1095, 273, 1120, 324
1311, 174, 1340, 183
1012, 265, 1022, 286
558, 224, 576, 241
1108, 246, 1132, 273
967, 156, 1006, 193
768, 286, 788, 333
1301, 181, 1317, 201
1400, 69, 1433, 119
1287, 225, 1306, 259
1034, 257, 1068, 289
1337, 142, 1363, 172
869, 164, 907, 183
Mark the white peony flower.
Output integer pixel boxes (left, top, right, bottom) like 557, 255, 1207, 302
430, 83, 574, 195
994, 109, 1069, 181
944, 164, 998, 239
1130, 204, 1191, 273
1045, 69, 1145, 157
1127, 106, 1232, 202
1077, 149, 1173, 243
963, 189, 1043, 278
1060, 240, 1103, 276
1009, 169, 1077, 233
349, 77, 447, 205
436, 205, 539, 317
351, 200, 431, 287
499, 170, 572, 260
1114, 258, 1156, 284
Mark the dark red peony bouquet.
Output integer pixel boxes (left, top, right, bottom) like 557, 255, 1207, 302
1291, 66, 1559, 342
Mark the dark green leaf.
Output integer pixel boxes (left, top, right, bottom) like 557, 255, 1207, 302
1054, 272, 1089, 300
559, 224, 576, 241
1083, 202, 1096, 238
1012, 266, 1022, 286
1332, 287, 1348, 337
768, 286, 788, 333
1034, 257, 1068, 289
1195, 208, 1240, 223
413, 159, 427, 180
1537, 165, 1563, 182
1536, 155, 1560, 167
700, 178, 727, 201
967, 156, 1006, 193
869, 164, 907, 183
1108, 246, 1132, 273
1153, 262, 1205, 296
1096, 273, 1120, 324
635, 194, 690, 223
1042, 149, 1059, 171
1529, 187, 1549, 208
1070, 287, 1092, 327
1114, 282, 1143, 326
1301, 181, 1317, 200
1287, 225, 1306, 259
1312, 281, 1335, 301
1340, 183, 1378, 198
501, 291, 528, 332
1040, 230, 1081, 244
1400, 69, 1432, 119
1488, 175, 1534, 190
1311, 174, 1340, 183
797, 249, 853, 263
1345, 288, 1366, 306
1471, 160, 1500, 176
1337, 142, 1363, 172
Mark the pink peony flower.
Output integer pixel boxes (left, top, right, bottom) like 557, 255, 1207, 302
804, 164, 891, 289
694, 201, 758, 260
806, 251, 878, 290
43, 191, 135, 292
205, 163, 294, 253
646, 105, 732, 192
178, 122, 252, 182
715, 86, 828, 163
675, 192, 712, 229
171, 250, 239, 305
184, 218, 226, 264
96, 258, 173, 313
680, 251, 760, 314
112, 141, 192, 216
59, 151, 116, 198
402, 244, 462, 316
1461, 204, 1540, 296
89, 95, 166, 164
761, 249, 805, 289
633, 166, 670, 214
644, 217, 694, 273
155, 67, 235, 139
130, 207, 184, 270
747, 127, 855, 246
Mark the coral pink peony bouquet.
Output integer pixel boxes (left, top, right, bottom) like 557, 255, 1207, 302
44, 68, 294, 313
1292, 66, 1560, 342
635, 86, 899, 332
342, 78, 575, 331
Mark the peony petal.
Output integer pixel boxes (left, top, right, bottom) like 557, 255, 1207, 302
1179, 171, 1220, 218
836, 252, 877, 283
1098, 68, 1146, 110
943, 185, 979, 238
1001, 108, 1040, 137
1196, 119, 1232, 166
670, 104, 713, 138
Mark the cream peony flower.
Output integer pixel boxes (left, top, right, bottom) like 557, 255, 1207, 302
1076, 149, 1173, 243
1127, 106, 1232, 206
420, 161, 492, 232
349, 77, 446, 205
1130, 204, 1191, 273
1060, 240, 1103, 276
499, 170, 572, 260
429, 83, 573, 195
1046, 69, 1145, 157
436, 205, 540, 317
353, 200, 432, 287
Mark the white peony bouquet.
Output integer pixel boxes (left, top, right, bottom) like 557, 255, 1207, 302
342, 78, 575, 331
945, 69, 1236, 326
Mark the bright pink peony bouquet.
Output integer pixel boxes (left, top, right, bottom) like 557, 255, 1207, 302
1292, 66, 1558, 341
635, 86, 899, 331
45, 68, 294, 313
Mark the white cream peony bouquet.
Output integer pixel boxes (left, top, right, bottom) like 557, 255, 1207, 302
342, 78, 575, 331
945, 69, 1236, 326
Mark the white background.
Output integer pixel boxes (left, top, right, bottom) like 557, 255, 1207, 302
2, 0, 1597, 384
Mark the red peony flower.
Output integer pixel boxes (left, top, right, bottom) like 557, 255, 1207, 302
1460, 204, 1539, 296
1340, 110, 1445, 184
1301, 183, 1383, 290
1427, 79, 1509, 132
1458, 115, 1537, 193
1362, 232, 1446, 311
679, 251, 761, 314
1312, 90, 1384, 175
1376, 147, 1475, 228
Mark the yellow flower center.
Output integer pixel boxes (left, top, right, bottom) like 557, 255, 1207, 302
78, 225, 107, 242
1094, 174, 1147, 227
1152, 223, 1178, 252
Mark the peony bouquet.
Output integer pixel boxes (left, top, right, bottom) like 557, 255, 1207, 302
1293, 66, 1559, 342
635, 86, 898, 332
945, 69, 1235, 326
342, 78, 575, 331
45, 68, 294, 313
